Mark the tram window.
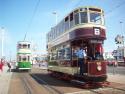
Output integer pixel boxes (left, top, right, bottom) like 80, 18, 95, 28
65, 16, 69, 31
70, 13, 73, 21
64, 48, 71, 59
18, 44, 21, 49
74, 13, 79, 25
70, 13, 74, 28
80, 12, 87, 23
90, 12, 101, 24
22, 57, 27, 61
23, 44, 27, 49
74, 9, 79, 13
28, 44, 30, 49
89, 8, 101, 12
28, 56, 30, 61
65, 16, 68, 22
19, 56, 21, 61
80, 8, 87, 11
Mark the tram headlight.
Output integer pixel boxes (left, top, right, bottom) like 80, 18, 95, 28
96, 62, 102, 71
97, 65, 102, 71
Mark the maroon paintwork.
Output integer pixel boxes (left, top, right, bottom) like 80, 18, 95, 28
69, 27, 106, 40
88, 61, 107, 76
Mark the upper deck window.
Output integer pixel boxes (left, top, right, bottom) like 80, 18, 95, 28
80, 12, 87, 23
74, 13, 79, 25
70, 13, 73, 21
23, 44, 28, 49
90, 12, 101, 24
89, 8, 101, 12
80, 8, 87, 11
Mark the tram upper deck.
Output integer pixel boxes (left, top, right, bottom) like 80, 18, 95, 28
17, 41, 31, 54
47, 6, 106, 46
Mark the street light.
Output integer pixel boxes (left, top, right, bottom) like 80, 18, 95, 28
120, 21, 124, 45
52, 11, 58, 25
120, 21, 125, 62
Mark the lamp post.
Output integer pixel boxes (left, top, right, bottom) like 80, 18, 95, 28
0, 27, 5, 58
52, 11, 58, 25
120, 21, 125, 62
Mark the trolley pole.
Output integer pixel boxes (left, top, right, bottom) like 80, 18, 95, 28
52, 11, 58, 25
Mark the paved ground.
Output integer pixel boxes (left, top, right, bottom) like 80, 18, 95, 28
107, 74, 125, 84
0, 65, 125, 94
0, 65, 12, 94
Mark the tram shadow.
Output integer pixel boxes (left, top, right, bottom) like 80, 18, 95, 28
30, 73, 83, 89
30, 72, 102, 89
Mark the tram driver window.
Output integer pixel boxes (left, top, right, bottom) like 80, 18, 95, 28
90, 12, 101, 24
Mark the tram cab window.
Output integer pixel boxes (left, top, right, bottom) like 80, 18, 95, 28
95, 44, 104, 60
90, 12, 101, 24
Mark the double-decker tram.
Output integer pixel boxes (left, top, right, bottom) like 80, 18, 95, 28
17, 41, 32, 71
47, 6, 107, 87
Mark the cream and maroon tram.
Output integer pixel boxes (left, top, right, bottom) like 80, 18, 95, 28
47, 6, 107, 85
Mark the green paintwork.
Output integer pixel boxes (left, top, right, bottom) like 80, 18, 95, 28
17, 53, 31, 54
18, 61, 31, 69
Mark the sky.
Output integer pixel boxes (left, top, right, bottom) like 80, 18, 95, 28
0, 0, 125, 60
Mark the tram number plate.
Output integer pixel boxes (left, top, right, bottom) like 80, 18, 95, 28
94, 28, 100, 35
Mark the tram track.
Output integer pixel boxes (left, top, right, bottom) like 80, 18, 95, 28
89, 86, 125, 94
31, 74, 64, 94
19, 73, 33, 94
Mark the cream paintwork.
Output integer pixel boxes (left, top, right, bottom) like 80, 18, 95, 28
47, 24, 106, 49
48, 66, 79, 75
17, 49, 31, 54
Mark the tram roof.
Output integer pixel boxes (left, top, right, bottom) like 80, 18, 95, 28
48, 6, 104, 34
17, 41, 31, 44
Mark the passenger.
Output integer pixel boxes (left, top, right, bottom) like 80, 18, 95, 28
7, 62, 11, 72
95, 44, 103, 60
76, 47, 86, 75
0, 59, 4, 72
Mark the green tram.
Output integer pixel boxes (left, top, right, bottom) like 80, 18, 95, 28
17, 41, 31, 71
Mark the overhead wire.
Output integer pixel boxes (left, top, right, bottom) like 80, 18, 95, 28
24, 0, 40, 41
105, 0, 125, 17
